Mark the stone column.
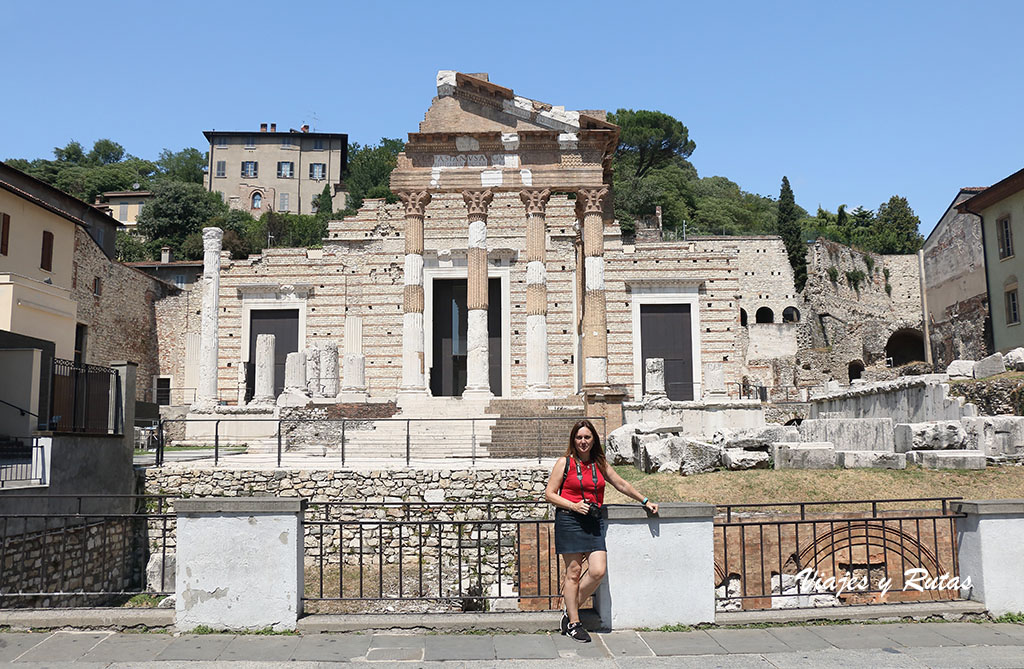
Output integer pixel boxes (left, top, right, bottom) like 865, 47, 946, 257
522, 189, 553, 398
193, 227, 223, 410
578, 188, 609, 387
341, 315, 367, 402
462, 189, 494, 399
305, 343, 321, 397
277, 351, 308, 407
251, 334, 276, 405
644, 358, 666, 399
320, 344, 339, 398
398, 191, 432, 396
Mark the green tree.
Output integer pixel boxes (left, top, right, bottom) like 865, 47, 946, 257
87, 139, 125, 165
156, 147, 206, 184
871, 195, 923, 254
53, 140, 86, 164
313, 184, 333, 218
777, 176, 807, 290
341, 138, 405, 211
115, 230, 149, 262
136, 181, 228, 251
608, 109, 696, 179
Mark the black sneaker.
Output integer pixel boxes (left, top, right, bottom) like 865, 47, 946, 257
566, 621, 591, 643
559, 610, 569, 635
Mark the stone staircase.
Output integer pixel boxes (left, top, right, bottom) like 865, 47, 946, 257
483, 397, 588, 458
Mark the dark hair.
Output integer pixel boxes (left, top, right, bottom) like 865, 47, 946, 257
564, 419, 606, 468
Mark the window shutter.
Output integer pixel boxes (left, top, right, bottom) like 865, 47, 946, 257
41, 230, 54, 271
1, 212, 9, 255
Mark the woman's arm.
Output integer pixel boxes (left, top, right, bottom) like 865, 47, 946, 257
545, 457, 589, 513
601, 461, 659, 514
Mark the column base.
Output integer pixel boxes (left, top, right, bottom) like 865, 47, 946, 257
461, 387, 493, 400
524, 385, 554, 398
339, 390, 368, 403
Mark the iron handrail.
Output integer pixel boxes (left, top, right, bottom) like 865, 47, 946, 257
0, 398, 38, 418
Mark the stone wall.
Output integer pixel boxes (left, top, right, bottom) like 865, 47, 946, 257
930, 294, 991, 369
154, 283, 201, 402
73, 226, 176, 400
948, 378, 1024, 416
809, 375, 973, 423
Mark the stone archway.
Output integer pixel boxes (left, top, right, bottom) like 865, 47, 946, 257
755, 307, 774, 324
885, 329, 925, 367
848, 360, 865, 382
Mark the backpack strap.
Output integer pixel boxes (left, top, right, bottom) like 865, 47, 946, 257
557, 456, 571, 497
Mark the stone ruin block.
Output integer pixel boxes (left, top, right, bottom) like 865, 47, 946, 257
721, 424, 800, 451
908, 450, 986, 470
1005, 347, 1024, 372
893, 421, 968, 452
961, 416, 1024, 456
946, 359, 975, 379
773, 442, 836, 470
723, 449, 771, 470
606, 422, 656, 465
798, 418, 894, 452
836, 451, 906, 469
639, 436, 721, 475
973, 352, 1005, 379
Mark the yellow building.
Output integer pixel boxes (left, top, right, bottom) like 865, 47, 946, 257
93, 190, 152, 230
0, 162, 119, 360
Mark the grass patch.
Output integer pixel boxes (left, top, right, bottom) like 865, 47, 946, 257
121, 593, 166, 608
993, 612, 1024, 624
187, 625, 296, 635
606, 466, 1024, 507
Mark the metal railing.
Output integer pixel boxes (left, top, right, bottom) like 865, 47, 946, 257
303, 501, 561, 614
0, 494, 175, 607
144, 387, 197, 406
0, 437, 46, 488
49, 359, 121, 434
151, 415, 603, 467
734, 384, 826, 403
714, 498, 965, 611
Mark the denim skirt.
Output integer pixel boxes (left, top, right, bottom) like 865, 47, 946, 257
554, 508, 607, 554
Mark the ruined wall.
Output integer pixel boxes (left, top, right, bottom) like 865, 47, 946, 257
797, 239, 923, 386
154, 285, 201, 402
72, 226, 174, 400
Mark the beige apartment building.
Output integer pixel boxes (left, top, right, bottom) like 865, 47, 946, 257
93, 190, 153, 230
203, 123, 347, 216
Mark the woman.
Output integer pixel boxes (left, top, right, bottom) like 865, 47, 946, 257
544, 419, 658, 642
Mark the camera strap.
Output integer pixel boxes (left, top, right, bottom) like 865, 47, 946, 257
573, 456, 599, 505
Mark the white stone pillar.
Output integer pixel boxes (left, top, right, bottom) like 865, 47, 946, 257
577, 189, 609, 387
462, 189, 494, 399
251, 334, 276, 405
193, 227, 223, 410
320, 344, 339, 397
522, 189, 552, 398
953, 500, 1024, 616
644, 357, 666, 399
175, 497, 305, 631
305, 344, 321, 397
341, 316, 367, 401
398, 191, 431, 396
593, 503, 715, 629
277, 351, 308, 407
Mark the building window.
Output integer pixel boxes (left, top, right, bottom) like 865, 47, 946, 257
41, 230, 53, 271
277, 161, 294, 178
280, 193, 290, 212
252, 192, 262, 209
313, 139, 324, 151
155, 377, 172, 405
1, 212, 9, 255
119, 204, 129, 221
93, 276, 102, 296
998, 216, 1014, 259
215, 161, 226, 178
241, 161, 258, 178
244, 135, 256, 149
173, 274, 186, 289
309, 163, 326, 180
96, 226, 104, 247
1006, 288, 1020, 325
74, 323, 87, 365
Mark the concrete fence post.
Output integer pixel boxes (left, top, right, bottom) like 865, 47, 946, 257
109, 361, 136, 451
175, 497, 306, 631
953, 500, 1024, 616
594, 502, 716, 629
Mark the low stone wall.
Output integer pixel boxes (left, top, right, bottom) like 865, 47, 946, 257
809, 375, 974, 423
948, 378, 1024, 417
279, 403, 399, 448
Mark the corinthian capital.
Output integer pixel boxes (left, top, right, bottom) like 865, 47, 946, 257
462, 189, 494, 218
397, 190, 432, 217
576, 187, 609, 216
520, 189, 551, 216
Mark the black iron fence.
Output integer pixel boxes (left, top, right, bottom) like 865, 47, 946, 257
49, 359, 121, 434
151, 415, 604, 467
0, 494, 175, 607
714, 498, 965, 611
302, 501, 561, 614
735, 384, 827, 403
0, 437, 46, 488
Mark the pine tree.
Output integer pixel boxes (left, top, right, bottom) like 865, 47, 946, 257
777, 176, 807, 290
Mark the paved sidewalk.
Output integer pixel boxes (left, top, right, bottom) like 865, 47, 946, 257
1, 622, 1023, 667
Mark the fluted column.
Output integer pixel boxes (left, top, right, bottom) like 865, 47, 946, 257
192, 227, 223, 410
463, 189, 494, 398
522, 189, 553, 397
398, 191, 431, 395
578, 188, 609, 387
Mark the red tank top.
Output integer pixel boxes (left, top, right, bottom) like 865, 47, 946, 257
559, 456, 605, 505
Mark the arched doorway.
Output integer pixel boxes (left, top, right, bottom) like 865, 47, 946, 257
885, 329, 925, 367
739, 309, 748, 327
848, 360, 865, 382
755, 307, 774, 324
783, 306, 801, 323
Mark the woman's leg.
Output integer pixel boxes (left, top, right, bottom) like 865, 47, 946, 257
577, 550, 607, 604
560, 552, 585, 623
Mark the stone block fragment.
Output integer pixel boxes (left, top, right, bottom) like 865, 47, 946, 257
146, 552, 175, 592
962, 416, 1024, 456
910, 450, 986, 470
773, 442, 836, 469
946, 359, 975, 379
1004, 347, 1024, 371
799, 418, 894, 452
723, 424, 800, 451
607, 422, 655, 465
640, 436, 721, 475
836, 451, 906, 469
893, 421, 968, 452
973, 352, 1005, 379
723, 449, 770, 470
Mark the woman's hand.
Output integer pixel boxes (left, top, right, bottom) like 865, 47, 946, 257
643, 500, 659, 514
573, 500, 590, 515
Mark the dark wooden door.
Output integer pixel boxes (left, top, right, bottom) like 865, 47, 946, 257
247, 309, 299, 401
430, 278, 502, 397
640, 303, 693, 401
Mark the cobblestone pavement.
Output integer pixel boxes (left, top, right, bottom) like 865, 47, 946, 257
1, 623, 1023, 667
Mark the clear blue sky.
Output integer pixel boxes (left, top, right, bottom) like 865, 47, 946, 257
4, 0, 1023, 236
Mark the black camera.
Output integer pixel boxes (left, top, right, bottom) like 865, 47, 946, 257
585, 503, 601, 519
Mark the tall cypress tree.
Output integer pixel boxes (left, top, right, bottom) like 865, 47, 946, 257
777, 176, 807, 291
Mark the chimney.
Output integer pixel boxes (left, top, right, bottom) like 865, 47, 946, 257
301, 124, 309, 133
161, 246, 172, 264
270, 123, 276, 133
260, 123, 268, 132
